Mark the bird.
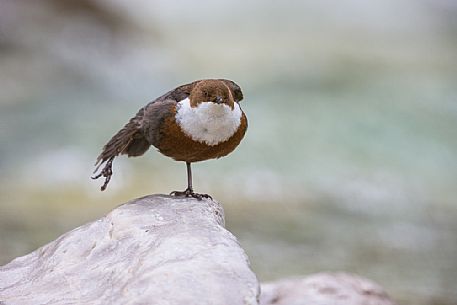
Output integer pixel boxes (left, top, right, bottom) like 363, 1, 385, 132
92, 79, 248, 199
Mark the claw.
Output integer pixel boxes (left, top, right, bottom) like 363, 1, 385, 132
170, 188, 212, 201
92, 156, 114, 191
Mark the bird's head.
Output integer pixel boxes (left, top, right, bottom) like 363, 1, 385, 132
189, 79, 243, 110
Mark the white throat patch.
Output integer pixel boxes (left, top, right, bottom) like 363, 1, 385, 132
175, 98, 242, 146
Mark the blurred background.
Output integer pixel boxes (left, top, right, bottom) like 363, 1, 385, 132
1, 0, 457, 303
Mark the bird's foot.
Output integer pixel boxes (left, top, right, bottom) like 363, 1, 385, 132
91, 157, 114, 191
170, 188, 212, 201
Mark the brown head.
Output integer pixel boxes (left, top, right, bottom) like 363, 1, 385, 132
189, 79, 243, 110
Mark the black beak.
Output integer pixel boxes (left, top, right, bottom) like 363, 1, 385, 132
214, 96, 223, 104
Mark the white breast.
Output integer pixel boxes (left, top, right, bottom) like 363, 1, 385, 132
175, 98, 242, 146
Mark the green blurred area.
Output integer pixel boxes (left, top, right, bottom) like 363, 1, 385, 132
1, 1, 457, 304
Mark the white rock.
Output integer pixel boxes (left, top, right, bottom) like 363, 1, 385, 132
0, 195, 259, 305
260, 273, 396, 305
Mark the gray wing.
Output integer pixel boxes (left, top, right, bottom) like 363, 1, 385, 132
92, 82, 195, 191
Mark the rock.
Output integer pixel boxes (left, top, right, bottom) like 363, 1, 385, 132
0, 194, 397, 305
0, 195, 259, 305
260, 273, 396, 305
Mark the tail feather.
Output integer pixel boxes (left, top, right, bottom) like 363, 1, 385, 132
95, 121, 140, 167
93, 109, 150, 190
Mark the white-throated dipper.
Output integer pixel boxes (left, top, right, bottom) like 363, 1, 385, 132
92, 79, 247, 199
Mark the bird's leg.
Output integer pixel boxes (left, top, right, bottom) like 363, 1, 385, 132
186, 161, 193, 193
170, 162, 212, 200
91, 156, 114, 191
170, 162, 194, 197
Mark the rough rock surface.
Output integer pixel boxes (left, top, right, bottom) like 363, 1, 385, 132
0, 195, 259, 305
260, 273, 396, 305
